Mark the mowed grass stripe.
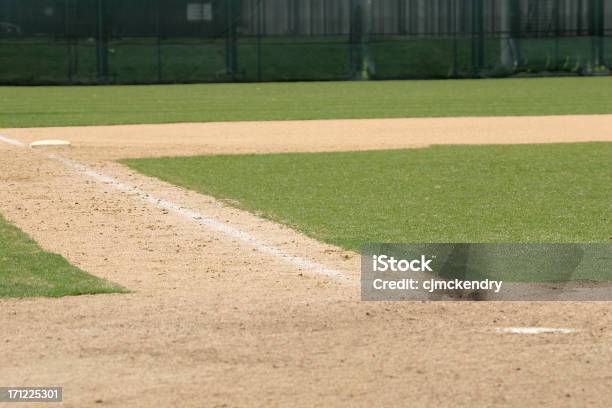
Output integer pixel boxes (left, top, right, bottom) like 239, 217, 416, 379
123, 143, 612, 250
2, 77, 612, 128
0, 215, 125, 298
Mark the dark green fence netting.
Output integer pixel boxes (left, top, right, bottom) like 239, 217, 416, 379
0, 0, 609, 84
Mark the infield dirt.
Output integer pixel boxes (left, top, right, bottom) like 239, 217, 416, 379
1, 115, 612, 407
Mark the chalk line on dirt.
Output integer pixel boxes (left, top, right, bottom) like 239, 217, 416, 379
0, 134, 26, 147
495, 327, 577, 334
51, 154, 356, 285
0, 135, 353, 284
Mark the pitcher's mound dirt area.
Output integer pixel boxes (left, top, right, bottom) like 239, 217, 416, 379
1, 116, 612, 407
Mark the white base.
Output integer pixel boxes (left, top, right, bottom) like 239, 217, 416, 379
30, 140, 72, 148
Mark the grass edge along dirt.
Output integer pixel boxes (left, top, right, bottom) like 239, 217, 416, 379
0, 215, 126, 298
2, 77, 612, 128
122, 143, 612, 282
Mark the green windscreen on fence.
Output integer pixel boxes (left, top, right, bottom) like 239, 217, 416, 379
0, 0, 609, 84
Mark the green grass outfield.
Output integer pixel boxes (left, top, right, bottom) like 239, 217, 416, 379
0, 215, 124, 298
2, 77, 612, 128
123, 143, 612, 281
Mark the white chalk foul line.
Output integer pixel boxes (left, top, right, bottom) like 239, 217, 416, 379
0, 134, 26, 147
495, 327, 577, 334
1, 135, 353, 284
47, 153, 354, 285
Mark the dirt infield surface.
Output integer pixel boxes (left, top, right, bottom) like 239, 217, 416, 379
4, 114, 612, 160
1, 115, 612, 407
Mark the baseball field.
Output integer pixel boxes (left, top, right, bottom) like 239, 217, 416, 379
1, 78, 611, 406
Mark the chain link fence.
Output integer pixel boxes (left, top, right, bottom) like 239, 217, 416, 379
0, 0, 610, 84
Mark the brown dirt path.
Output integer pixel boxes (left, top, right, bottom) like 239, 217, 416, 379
1, 116, 612, 407
4, 114, 612, 160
